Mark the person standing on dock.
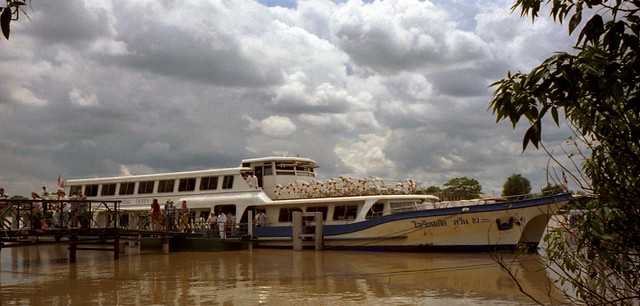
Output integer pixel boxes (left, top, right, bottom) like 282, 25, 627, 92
227, 212, 235, 236
0, 188, 7, 214
179, 200, 190, 233
41, 186, 49, 198
217, 211, 227, 239
151, 199, 161, 231
207, 212, 217, 235
165, 201, 176, 232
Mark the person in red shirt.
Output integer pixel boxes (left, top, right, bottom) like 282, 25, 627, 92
150, 199, 161, 231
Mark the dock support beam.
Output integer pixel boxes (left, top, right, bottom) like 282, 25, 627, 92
113, 231, 120, 260
313, 212, 323, 251
292, 211, 324, 251
69, 235, 77, 263
162, 236, 170, 254
248, 210, 254, 238
292, 211, 302, 251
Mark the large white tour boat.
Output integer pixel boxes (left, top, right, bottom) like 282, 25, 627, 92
65, 156, 571, 251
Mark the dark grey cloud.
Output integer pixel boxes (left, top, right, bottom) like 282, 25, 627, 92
20, 0, 110, 44
0, 0, 577, 196
103, 3, 282, 87
426, 68, 492, 97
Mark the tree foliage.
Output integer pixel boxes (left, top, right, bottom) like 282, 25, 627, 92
541, 184, 564, 195
443, 177, 482, 200
490, 0, 640, 304
502, 174, 531, 196
416, 185, 442, 195
1, 0, 27, 40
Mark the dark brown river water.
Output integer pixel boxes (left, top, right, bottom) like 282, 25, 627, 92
1, 246, 566, 305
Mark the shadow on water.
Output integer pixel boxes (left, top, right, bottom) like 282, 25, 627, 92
1, 246, 567, 305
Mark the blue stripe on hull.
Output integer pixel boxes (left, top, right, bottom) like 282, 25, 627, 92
255, 193, 571, 238
255, 242, 541, 253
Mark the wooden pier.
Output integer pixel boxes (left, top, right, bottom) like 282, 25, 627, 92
0, 199, 247, 263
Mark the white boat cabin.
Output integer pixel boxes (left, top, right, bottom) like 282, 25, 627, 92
64, 156, 437, 227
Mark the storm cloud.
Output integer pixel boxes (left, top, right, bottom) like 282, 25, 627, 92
0, 0, 574, 196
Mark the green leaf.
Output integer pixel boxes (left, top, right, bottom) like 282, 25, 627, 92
578, 15, 604, 46
569, 12, 582, 34
1, 7, 11, 40
551, 107, 559, 126
522, 125, 535, 151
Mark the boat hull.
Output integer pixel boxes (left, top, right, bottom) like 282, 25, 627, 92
255, 193, 571, 251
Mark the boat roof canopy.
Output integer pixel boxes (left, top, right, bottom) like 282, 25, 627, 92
241, 156, 317, 166
66, 167, 250, 184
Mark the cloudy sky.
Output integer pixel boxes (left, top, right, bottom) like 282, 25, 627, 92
0, 0, 576, 196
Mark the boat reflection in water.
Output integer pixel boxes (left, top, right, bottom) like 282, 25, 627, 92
1, 246, 566, 305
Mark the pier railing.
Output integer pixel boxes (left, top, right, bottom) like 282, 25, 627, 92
0, 198, 121, 231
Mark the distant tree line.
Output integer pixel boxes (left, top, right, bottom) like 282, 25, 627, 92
418, 174, 565, 201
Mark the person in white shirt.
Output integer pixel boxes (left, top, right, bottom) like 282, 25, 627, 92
217, 212, 227, 239
254, 211, 267, 227
251, 174, 259, 189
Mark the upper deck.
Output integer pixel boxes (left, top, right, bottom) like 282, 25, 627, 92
63, 156, 320, 204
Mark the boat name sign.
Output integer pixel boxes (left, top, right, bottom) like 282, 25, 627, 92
412, 217, 490, 229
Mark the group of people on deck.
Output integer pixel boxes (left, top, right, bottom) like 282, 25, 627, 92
0, 186, 91, 230
150, 199, 192, 232
205, 210, 240, 239
148, 199, 269, 239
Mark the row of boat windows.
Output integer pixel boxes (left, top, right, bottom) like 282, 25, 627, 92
277, 205, 359, 222
242, 163, 315, 176
69, 175, 235, 197
275, 202, 416, 223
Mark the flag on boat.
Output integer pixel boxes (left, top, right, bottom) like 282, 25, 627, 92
57, 175, 65, 191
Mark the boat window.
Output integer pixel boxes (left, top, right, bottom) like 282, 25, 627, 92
390, 201, 417, 214
213, 204, 236, 216
69, 185, 82, 196
100, 183, 116, 196
222, 175, 234, 189
333, 205, 358, 221
84, 184, 99, 197
158, 179, 175, 193
200, 176, 218, 190
275, 163, 295, 175
178, 177, 196, 192
119, 214, 129, 229
278, 207, 303, 223
138, 181, 155, 194
306, 206, 328, 220
240, 206, 258, 223
263, 164, 273, 176
119, 182, 135, 195
366, 203, 385, 219
242, 163, 250, 167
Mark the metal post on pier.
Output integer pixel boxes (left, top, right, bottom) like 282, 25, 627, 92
292, 211, 302, 251
247, 210, 254, 238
